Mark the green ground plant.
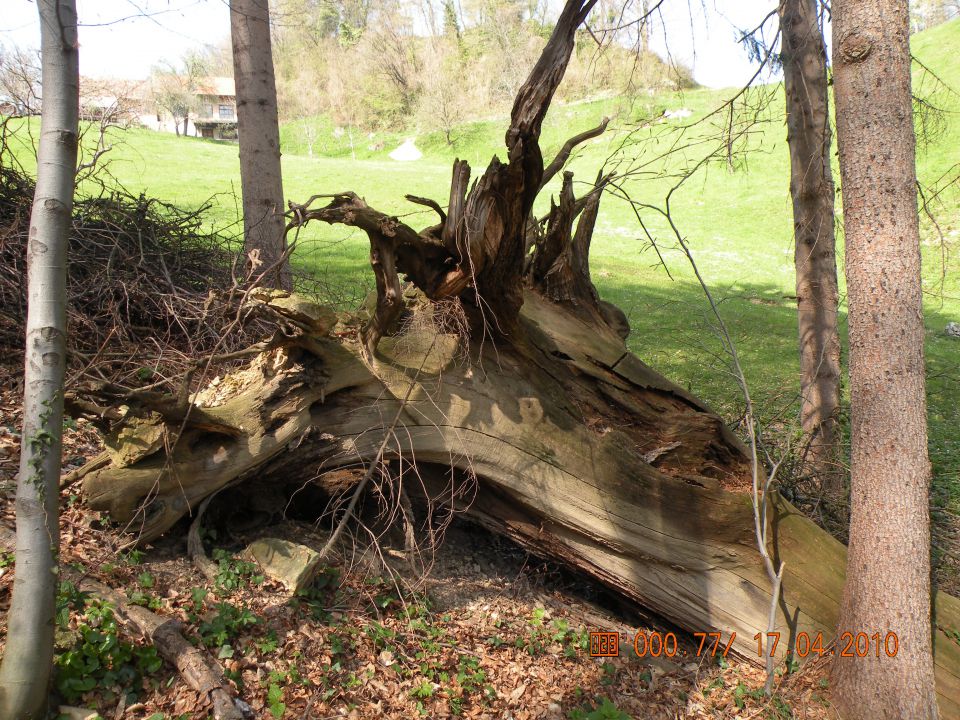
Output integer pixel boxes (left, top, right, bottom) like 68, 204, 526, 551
54, 583, 163, 705
567, 696, 632, 720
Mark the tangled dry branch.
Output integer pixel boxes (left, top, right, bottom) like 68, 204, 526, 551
0, 132, 286, 390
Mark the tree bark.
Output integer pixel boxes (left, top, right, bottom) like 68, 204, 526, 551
0, 1, 78, 717
230, 0, 291, 290
778, 0, 842, 498
831, 1, 939, 718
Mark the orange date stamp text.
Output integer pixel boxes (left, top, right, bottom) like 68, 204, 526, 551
587, 630, 901, 659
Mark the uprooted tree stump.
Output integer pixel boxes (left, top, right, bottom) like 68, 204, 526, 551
67, 1, 960, 714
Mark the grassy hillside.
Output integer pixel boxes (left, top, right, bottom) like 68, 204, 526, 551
6, 20, 960, 512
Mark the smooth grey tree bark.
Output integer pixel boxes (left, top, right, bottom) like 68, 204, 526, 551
230, 0, 292, 289
0, 0, 78, 717
831, 0, 939, 717
778, 0, 843, 497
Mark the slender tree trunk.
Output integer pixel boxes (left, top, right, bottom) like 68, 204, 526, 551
778, 0, 843, 497
0, 1, 78, 717
831, 1, 938, 717
230, 0, 291, 290
640, 0, 651, 53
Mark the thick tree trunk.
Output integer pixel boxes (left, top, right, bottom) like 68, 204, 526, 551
778, 0, 843, 498
230, 0, 291, 290
0, 1, 78, 717
831, 1, 938, 718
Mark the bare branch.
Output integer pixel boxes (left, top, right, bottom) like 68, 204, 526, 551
404, 194, 446, 224
541, 116, 610, 190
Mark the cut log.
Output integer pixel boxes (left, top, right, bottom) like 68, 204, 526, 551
78, 577, 247, 720
74, 290, 960, 717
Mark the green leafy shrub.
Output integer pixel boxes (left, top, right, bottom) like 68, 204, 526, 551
212, 548, 264, 594
568, 696, 632, 720
55, 583, 163, 704
196, 601, 260, 649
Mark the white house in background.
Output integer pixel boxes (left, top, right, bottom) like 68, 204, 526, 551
192, 77, 237, 140
139, 76, 238, 140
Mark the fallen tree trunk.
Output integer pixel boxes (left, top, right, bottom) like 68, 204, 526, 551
72, 289, 960, 716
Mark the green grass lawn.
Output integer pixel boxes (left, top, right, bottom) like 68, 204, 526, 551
6, 20, 960, 520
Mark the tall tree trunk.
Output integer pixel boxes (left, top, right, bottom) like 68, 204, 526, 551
230, 0, 291, 290
0, 1, 78, 717
831, 1, 938, 717
640, 0, 651, 53
778, 0, 842, 497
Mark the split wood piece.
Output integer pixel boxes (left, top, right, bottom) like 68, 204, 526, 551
459, 1, 600, 328
65, 383, 242, 438
79, 577, 247, 720
527, 169, 614, 334
540, 117, 610, 190
442, 159, 470, 257
286, 192, 467, 355
0, 527, 246, 720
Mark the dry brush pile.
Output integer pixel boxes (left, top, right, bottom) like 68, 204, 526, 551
0, 131, 262, 390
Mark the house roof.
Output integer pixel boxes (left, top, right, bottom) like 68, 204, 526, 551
195, 77, 235, 97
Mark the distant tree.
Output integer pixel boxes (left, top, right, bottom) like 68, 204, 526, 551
230, 0, 291, 288
778, 0, 842, 498
366, 10, 422, 120
417, 33, 467, 144
191, 41, 234, 77
911, 0, 960, 30
152, 52, 207, 136
830, 0, 939, 717
0, 0, 78, 717
639, 0, 650, 52
285, 83, 325, 156
443, 0, 462, 38
0, 45, 42, 115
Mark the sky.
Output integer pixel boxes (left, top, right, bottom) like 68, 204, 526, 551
0, 0, 786, 89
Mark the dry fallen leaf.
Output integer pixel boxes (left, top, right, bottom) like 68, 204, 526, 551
509, 682, 528, 702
